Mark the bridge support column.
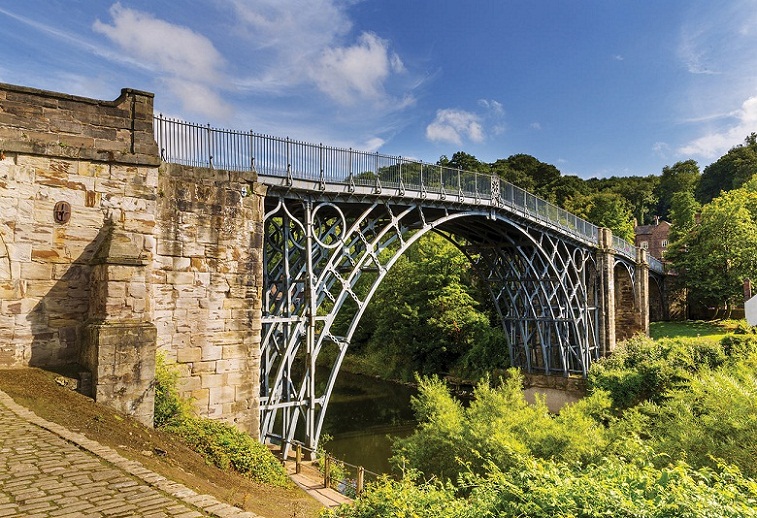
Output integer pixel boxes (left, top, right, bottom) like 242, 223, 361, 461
597, 228, 616, 356
636, 248, 650, 336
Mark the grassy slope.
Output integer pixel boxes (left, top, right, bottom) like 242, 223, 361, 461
0, 367, 322, 518
649, 320, 736, 340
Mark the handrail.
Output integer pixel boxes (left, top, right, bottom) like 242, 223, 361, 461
153, 114, 663, 272
284, 440, 379, 498
648, 255, 665, 273
612, 235, 637, 261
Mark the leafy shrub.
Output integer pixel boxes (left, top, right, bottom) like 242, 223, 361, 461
588, 334, 728, 408
164, 417, 290, 486
466, 457, 757, 518
721, 333, 757, 360
322, 473, 464, 518
153, 352, 192, 427
392, 375, 468, 481
325, 458, 757, 518
393, 371, 612, 482
647, 364, 757, 477
153, 354, 289, 487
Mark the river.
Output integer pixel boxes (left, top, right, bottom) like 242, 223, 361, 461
320, 372, 418, 475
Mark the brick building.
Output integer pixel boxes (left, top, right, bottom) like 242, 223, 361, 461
635, 216, 670, 260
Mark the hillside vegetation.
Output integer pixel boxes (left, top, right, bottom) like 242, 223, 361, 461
325, 329, 757, 517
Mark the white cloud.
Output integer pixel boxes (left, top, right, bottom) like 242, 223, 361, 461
227, 0, 349, 90
93, 3, 231, 118
94, 4, 223, 78
426, 109, 485, 145
678, 96, 757, 158
227, 1, 410, 109
678, 29, 719, 75
228, 0, 351, 57
478, 99, 504, 116
653, 141, 671, 158
530, 122, 542, 131
163, 79, 232, 120
310, 32, 405, 105
362, 137, 386, 152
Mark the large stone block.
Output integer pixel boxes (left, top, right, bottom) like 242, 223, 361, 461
81, 321, 157, 427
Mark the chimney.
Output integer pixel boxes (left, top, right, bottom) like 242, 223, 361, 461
654, 215, 659, 225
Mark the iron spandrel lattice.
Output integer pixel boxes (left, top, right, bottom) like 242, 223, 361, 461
260, 192, 601, 454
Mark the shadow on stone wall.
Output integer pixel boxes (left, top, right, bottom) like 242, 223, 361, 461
25, 224, 109, 369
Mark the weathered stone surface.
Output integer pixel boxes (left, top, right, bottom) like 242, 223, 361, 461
1, 82, 263, 438
81, 321, 157, 426
0, 83, 159, 165
152, 162, 261, 434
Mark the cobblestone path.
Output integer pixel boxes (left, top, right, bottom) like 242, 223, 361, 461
0, 390, 258, 517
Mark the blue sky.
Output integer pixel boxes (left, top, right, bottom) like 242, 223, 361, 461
1, 1, 756, 179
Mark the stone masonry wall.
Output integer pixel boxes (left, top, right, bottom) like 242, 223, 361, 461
0, 83, 159, 367
615, 264, 644, 341
0, 83, 263, 434
153, 163, 263, 432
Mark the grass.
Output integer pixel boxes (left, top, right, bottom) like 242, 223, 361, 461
649, 320, 735, 340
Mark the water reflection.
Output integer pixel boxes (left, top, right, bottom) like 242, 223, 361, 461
321, 372, 417, 474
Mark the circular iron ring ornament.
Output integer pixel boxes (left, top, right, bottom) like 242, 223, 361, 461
311, 202, 346, 249
53, 201, 71, 224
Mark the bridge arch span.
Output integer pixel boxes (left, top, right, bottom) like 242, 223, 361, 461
260, 191, 601, 452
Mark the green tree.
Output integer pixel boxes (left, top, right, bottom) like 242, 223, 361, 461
654, 160, 700, 220
607, 174, 660, 225
667, 191, 701, 243
438, 151, 488, 173
666, 187, 757, 316
564, 191, 635, 241
357, 233, 502, 380
696, 133, 757, 204
549, 174, 594, 207
490, 157, 535, 193
500, 154, 561, 200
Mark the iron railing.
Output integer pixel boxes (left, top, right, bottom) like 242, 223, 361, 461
612, 235, 637, 262
153, 114, 661, 270
648, 255, 665, 273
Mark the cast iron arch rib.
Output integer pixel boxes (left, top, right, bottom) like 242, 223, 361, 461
259, 192, 605, 454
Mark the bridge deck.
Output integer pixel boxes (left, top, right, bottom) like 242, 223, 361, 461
154, 115, 664, 273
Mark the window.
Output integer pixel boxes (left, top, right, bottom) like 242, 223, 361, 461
640, 241, 649, 250
661, 240, 668, 248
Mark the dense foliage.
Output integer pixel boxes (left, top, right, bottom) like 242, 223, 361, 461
348, 233, 507, 381
324, 332, 757, 517
430, 133, 756, 241
666, 178, 757, 317
153, 355, 290, 487
697, 133, 757, 204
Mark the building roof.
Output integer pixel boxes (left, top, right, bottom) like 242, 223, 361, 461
635, 220, 671, 236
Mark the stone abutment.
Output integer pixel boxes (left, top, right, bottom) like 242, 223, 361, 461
0, 83, 262, 432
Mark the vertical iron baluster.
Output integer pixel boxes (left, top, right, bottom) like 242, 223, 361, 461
207, 123, 213, 168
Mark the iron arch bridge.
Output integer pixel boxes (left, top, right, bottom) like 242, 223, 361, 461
154, 116, 665, 453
